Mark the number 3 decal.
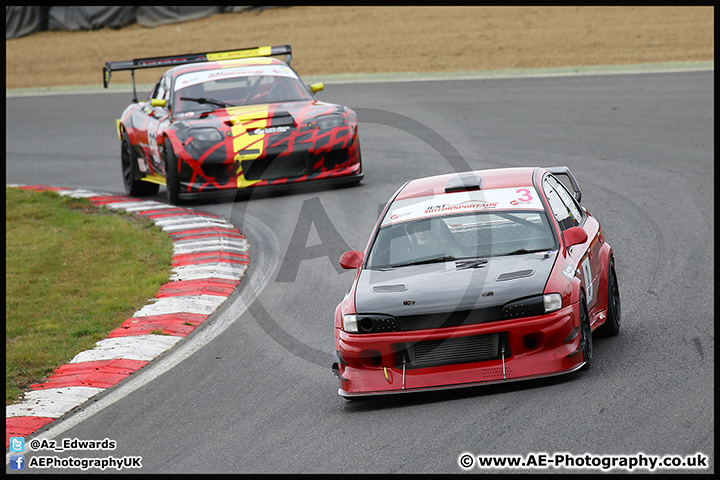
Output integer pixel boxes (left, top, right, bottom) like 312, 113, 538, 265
516, 188, 533, 202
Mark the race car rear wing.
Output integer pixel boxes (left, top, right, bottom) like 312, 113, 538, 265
103, 44, 292, 101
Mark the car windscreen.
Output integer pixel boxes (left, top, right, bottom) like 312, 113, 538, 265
173, 65, 312, 112
365, 211, 557, 269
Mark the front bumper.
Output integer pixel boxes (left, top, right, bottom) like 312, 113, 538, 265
178, 164, 363, 200
333, 303, 584, 397
176, 139, 362, 200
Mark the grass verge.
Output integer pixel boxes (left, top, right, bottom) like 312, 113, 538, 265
5, 187, 173, 405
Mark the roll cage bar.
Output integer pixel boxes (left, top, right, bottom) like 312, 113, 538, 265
103, 44, 292, 102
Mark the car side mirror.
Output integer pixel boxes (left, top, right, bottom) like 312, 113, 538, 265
563, 226, 588, 247
309, 82, 324, 94
151, 98, 167, 108
339, 250, 364, 270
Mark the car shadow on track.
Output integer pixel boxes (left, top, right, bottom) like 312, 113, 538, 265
151, 179, 364, 208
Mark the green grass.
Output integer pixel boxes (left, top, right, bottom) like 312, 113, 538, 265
5, 187, 174, 405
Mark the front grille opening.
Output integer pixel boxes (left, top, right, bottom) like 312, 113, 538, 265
242, 152, 308, 181
200, 163, 231, 184
322, 149, 349, 169
395, 333, 509, 369
309, 148, 350, 172
398, 307, 503, 331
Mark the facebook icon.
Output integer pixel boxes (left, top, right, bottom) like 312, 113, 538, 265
10, 454, 25, 470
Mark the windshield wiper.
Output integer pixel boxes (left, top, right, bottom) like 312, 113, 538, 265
180, 97, 232, 108
388, 255, 459, 268
501, 248, 549, 256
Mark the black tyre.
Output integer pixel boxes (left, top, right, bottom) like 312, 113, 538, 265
121, 131, 159, 197
353, 146, 363, 184
579, 293, 593, 369
597, 257, 621, 337
163, 137, 181, 205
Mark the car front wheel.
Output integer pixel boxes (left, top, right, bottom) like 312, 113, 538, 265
597, 257, 621, 337
121, 131, 159, 197
163, 137, 181, 205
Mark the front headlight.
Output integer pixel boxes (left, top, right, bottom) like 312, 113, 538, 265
189, 127, 223, 142
316, 114, 344, 130
342, 314, 358, 333
501, 293, 563, 319
543, 293, 563, 313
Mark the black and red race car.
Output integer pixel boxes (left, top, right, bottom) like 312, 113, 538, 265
332, 166, 621, 398
104, 44, 362, 204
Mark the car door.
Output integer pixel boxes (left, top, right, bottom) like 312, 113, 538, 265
544, 175, 601, 312
143, 75, 172, 175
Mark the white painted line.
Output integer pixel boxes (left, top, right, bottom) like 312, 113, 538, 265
6, 61, 714, 98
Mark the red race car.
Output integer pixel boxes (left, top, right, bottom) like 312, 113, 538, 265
104, 44, 362, 204
332, 166, 620, 398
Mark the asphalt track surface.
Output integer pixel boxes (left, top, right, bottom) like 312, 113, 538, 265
6, 68, 714, 474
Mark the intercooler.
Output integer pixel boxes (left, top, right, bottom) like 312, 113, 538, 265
396, 332, 504, 369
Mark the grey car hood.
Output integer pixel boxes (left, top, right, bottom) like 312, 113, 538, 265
355, 251, 558, 316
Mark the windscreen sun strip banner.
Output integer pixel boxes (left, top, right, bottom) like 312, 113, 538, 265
381, 186, 543, 227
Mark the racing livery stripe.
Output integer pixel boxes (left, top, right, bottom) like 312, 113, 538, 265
141, 173, 167, 186
228, 105, 272, 188
5, 185, 249, 447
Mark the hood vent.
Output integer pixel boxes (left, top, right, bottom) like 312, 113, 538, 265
372, 284, 408, 293
223, 109, 294, 127
496, 269, 534, 281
